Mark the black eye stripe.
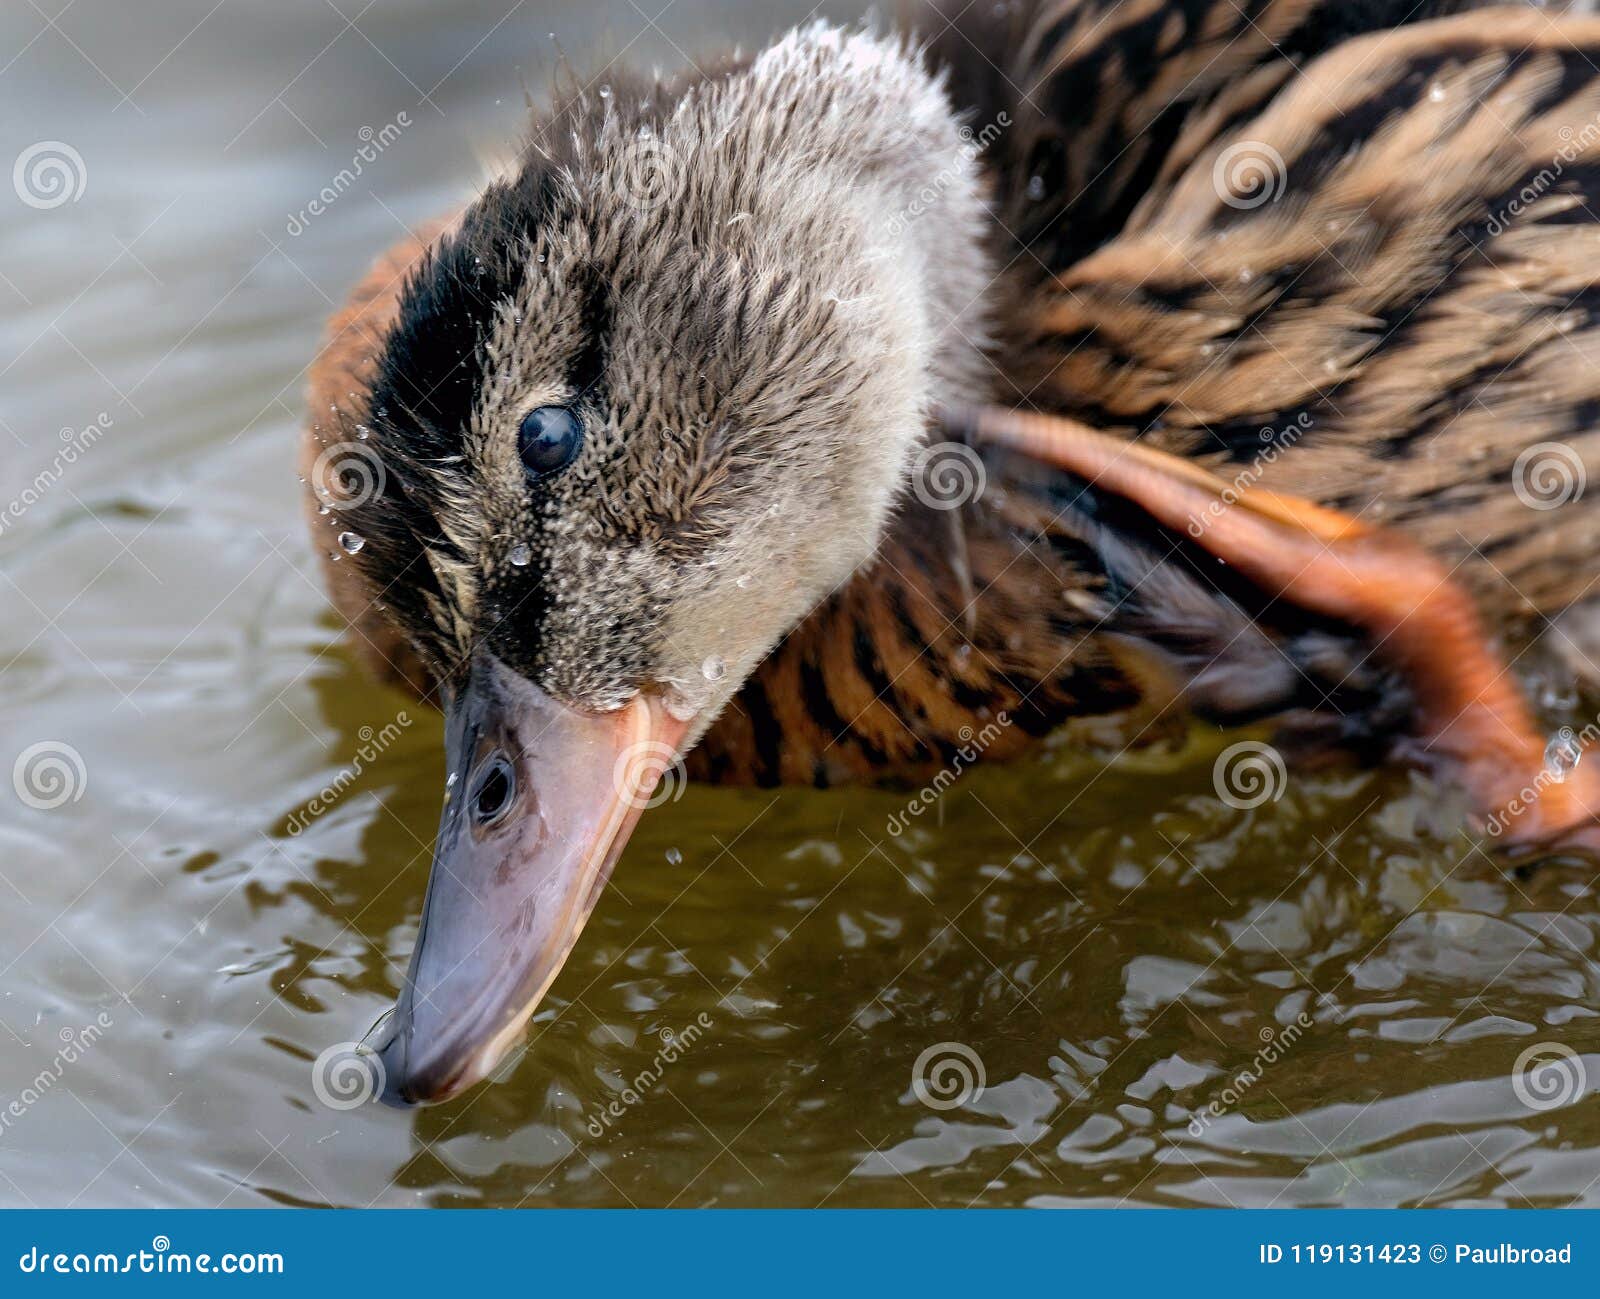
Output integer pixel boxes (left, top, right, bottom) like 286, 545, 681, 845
519, 406, 583, 479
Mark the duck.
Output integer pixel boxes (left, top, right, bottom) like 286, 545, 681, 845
301, 0, 1600, 1104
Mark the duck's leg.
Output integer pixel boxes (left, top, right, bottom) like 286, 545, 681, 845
942, 403, 1600, 861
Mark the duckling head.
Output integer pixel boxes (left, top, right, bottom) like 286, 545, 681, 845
333, 23, 993, 1103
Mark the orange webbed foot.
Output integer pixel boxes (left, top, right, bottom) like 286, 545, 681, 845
941, 403, 1600, 866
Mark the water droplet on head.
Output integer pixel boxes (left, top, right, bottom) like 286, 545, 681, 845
598, 85, 612, 99
701, 655, 726, 682
508, 542, 532, 568
338, 531, 365, 555
665, 847, 683, 866
735, 573, 752, 590
354, 424, 371, 440
1026, 174, 1046, 201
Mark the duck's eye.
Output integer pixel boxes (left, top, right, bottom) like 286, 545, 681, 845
518, 406, 582, 479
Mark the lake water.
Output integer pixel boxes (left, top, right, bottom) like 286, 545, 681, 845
2, 0, 1599, 1207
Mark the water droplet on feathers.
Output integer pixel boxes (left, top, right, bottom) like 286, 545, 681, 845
1546, 728, 1583, 781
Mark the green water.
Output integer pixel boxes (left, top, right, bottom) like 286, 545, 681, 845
2, 0, 1599, 1208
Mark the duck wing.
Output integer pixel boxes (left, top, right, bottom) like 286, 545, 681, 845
938, 8, 1600, 854
1002, 9, 1600, 619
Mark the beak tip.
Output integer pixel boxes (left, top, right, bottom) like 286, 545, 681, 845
365, 1010, 419, 1108
366, 1005, 507, 1107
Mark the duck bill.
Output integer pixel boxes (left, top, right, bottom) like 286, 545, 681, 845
370, 654, 689, 1106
